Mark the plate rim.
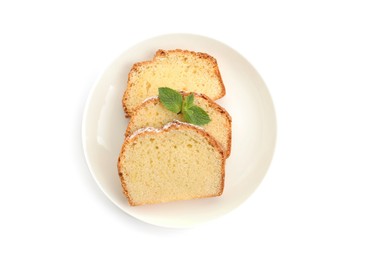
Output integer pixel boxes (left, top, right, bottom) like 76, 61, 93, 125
82, 33, 277, 228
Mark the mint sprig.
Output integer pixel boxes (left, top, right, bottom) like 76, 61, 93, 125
158, 87, 211, 126
158, 87, 183, 113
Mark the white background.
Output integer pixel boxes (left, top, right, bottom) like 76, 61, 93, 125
1, 0, 369, 259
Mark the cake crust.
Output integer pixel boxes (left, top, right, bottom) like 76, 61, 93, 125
117, 121, 226, 206
126, 92, 232, 157
122, 49, 226, 117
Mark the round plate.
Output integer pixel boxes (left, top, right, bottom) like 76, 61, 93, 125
82, 34, 277, 228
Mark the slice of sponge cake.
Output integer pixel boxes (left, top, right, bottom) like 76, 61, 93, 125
122, 49, 226, 116
126, 93, 232, 158
117, 121, 225, 206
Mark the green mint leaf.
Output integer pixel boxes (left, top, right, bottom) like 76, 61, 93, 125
182, 107, 193, 123
182, 105, 211, 126
158, 88, 211, 126
158, 87, 183, 114
182, 93, 195, 111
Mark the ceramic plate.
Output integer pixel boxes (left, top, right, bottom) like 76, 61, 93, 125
82, 34, 276, 228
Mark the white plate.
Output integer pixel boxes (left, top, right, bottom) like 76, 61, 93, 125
82, 34, 277, 228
